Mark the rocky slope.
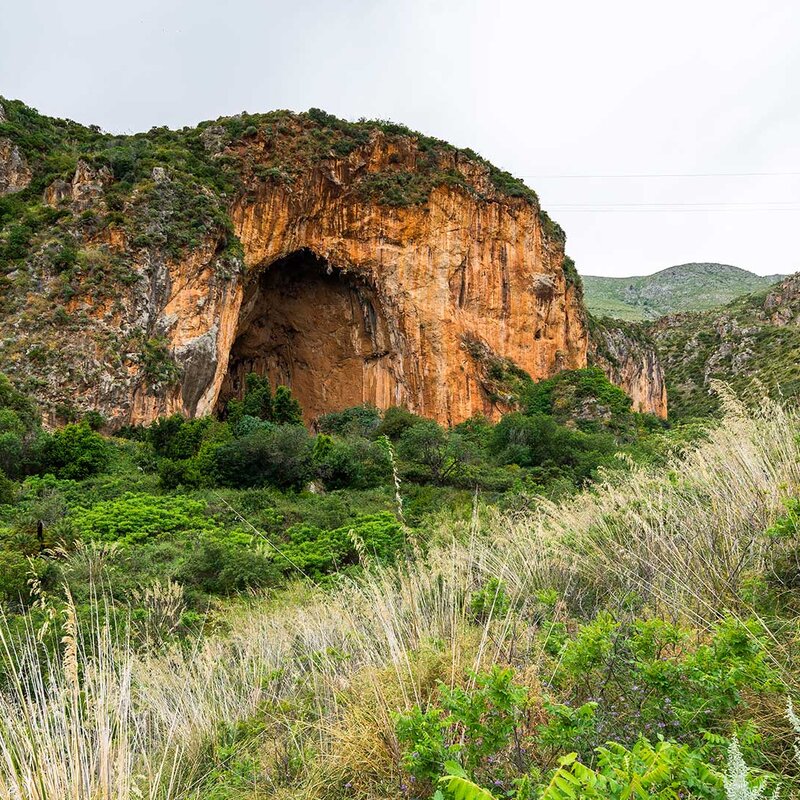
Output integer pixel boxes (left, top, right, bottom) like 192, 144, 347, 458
583, 263, 784, 321
0, 99, 603, 427
650, 273, 800, 419
588, 317, 667, 418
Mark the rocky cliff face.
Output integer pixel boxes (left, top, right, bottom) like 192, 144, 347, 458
0, 103, 593, 428
588, 317, 667, 418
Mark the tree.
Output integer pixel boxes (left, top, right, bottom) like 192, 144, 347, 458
41, 422, 109, 480
213, 425, 313, 490
397, 420, 474, 485
373, 405, 420, 441
242, 372, 273, 420
272, 385, 303, 425
317, 404, 381, 437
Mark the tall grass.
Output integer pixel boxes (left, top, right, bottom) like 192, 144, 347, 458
0, 391, 797, 797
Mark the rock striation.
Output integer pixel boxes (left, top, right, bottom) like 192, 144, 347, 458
143, 129, 588, 424
589, 317, 667, 418
0, 100, 667, 426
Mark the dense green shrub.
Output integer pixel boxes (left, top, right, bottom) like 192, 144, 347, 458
176, 531, 279, 594
242, 372, 273, 419
397, 420, 478, 485
0, 549, 29, 600
272, 385, 303, 425
278, 511, 404, 579
394, 666, 529, 794
490, 413, 617, 482
213, 425, 313, 490
373, 405, 421, 440
0, 470, 16, 505
312, 434, 391, 490
71, 492, 216, 544
540, 613, 781, 756
317, 404, 381, 438
40, 422, 109, 480
148, 414, 212, 460
524, 367, 633, 428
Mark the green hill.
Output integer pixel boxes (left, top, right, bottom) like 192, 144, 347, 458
582, 262, 785, 321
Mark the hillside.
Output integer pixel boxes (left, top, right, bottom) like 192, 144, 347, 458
0, 96, 598, 428
650, 272, 800, 419
582, 262, 784, 320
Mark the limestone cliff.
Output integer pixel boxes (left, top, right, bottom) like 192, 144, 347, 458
0, 100, 591, 427
588, 317, 667, 419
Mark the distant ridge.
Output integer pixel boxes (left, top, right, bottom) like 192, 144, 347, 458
582, 262, 785, 321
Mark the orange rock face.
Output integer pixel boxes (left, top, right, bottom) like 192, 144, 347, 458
589, 318, 668, 419
141, 131, 589, 426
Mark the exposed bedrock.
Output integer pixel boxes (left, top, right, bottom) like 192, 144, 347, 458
128, 133, 591, 425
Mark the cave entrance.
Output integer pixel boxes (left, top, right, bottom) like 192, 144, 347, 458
218, 249, 395, 423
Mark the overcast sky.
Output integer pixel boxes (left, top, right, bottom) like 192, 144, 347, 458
2, 0, 798, 277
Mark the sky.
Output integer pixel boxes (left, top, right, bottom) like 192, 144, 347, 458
1, 0, 799, 277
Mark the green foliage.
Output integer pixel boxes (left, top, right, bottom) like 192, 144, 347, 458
538, 739, 722, 800
490, 412, 617, 483
0, 470, 16, 505
317, 403, 381, 438
0, 549, 29, 601
312, 433, 391, 490
524, 367, 632, 424
373, 405, 421, 440
176, 531, 279, 594
278, 511, 404, 579
139, 337, 181, 390
242, 372, 273, 420
213, 425, 313, 490
272, 385, 303, 425
148, 414, 212, 460
70, 492, 216, 544
398, 420, 478, 485
40, 422, 108, 480
541, 613, 781, 755
395, 666, 529, 794
469, 577, 511, 622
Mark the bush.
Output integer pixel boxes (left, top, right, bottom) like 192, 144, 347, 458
272, 385, 303, 425
541, 613, 781, 754
490, 413, 617, 482
373, 405, 420, 440
0, 549, 29, 601
148, 414, 211, 460
398, 420, 478, 485
241, 372, 273, 420
213, 425, 313, 490
312, 434, 391, 490
176, 531, 279, 594
278, 511, 404, 579
523, 367, 633, 429
0, 469, 16, 505
394, 666, 529, 793
71, 493, 217, 544
40, 422, 109, 480
317, 404, 381, 438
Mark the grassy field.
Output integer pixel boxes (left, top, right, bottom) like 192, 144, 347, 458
1, 390, 799, 799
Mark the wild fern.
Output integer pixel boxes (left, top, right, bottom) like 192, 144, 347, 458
438, 774, 499, 800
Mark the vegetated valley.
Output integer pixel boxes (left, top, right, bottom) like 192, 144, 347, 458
2, 97, 800, 800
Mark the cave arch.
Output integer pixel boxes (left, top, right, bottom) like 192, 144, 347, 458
217, 249, 401, 422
